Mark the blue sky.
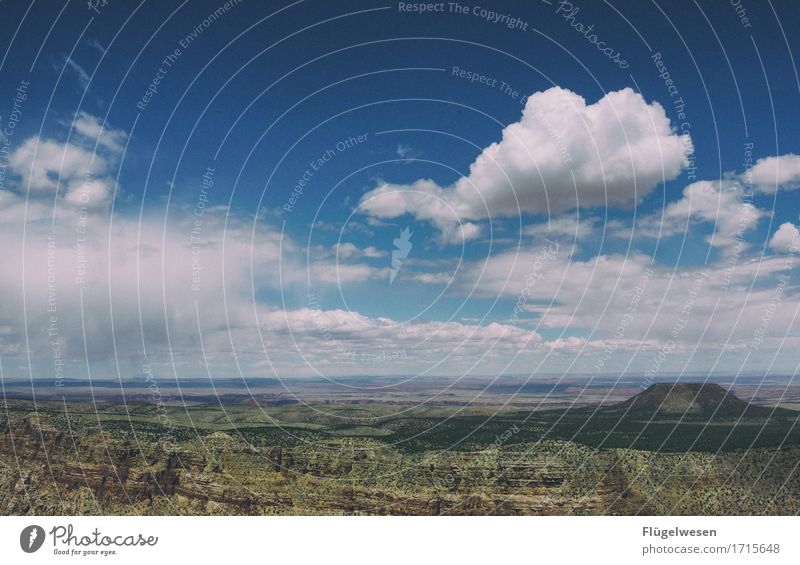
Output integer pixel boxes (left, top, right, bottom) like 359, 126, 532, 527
1, 0, 800, 380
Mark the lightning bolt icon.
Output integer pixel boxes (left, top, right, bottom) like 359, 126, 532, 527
29, 528, 38, 549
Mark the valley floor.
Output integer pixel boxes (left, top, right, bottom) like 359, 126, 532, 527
2, 399, 799, 515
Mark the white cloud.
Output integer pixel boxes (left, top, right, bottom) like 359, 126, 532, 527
456, 242, 798, 353
71, 111, 128, 154
769, 222, 800, 253
523, 215, 598, 240
7, 112, 127, 210
333, 242, 386, 259
0, 195, 549, 378
360, 87, 692, 243
747, 154, 800, 193
0, 207, 292, 365
411, 272, 453, 284
358, 178, 483, 244
310, 261, 390, 284
0, 191, 53, 223
9, 137, 107, 194
362, 246, 385, 258
333, 242, 361, 259
637, 179, 766, 247
265, 308, 542, 355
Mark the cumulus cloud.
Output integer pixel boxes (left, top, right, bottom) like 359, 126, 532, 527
636, 152, 800, 247
9, 137, 106, 194
359, 87, 692, 243
769, 222, 800, 253
358, 178, 482, 245
637, 179, 766, 247
7, 112, 127, 210
747, 154, 800, 193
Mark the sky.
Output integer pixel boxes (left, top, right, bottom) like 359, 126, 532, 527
1, 0, 799, 382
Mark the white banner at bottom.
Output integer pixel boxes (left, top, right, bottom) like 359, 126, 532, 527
1, 516, 798, 564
